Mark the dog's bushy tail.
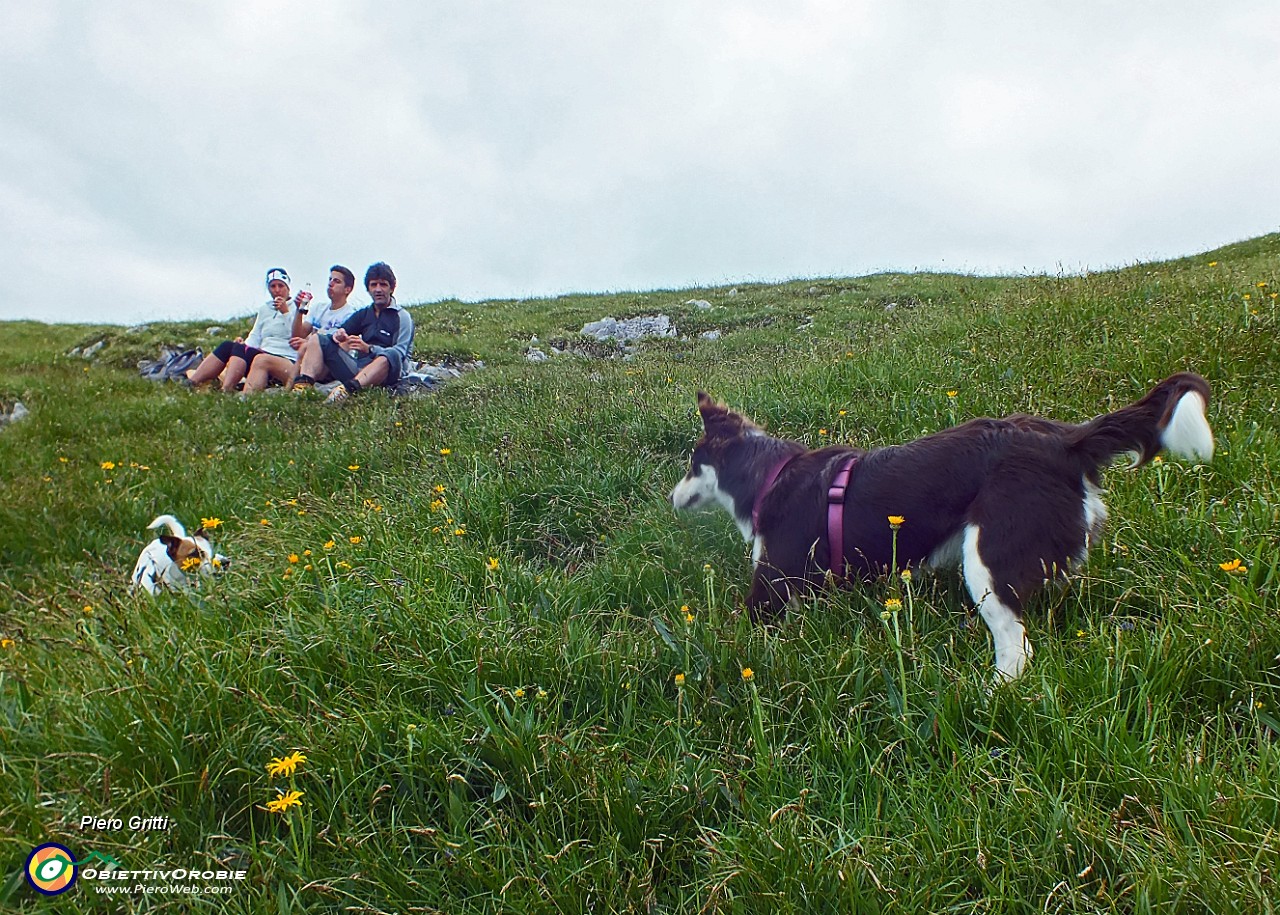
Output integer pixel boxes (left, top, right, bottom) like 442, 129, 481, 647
147, 514, 188, 538
1067, 372, 1213, 471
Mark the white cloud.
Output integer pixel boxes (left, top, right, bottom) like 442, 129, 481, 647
1, 0, 1277, 324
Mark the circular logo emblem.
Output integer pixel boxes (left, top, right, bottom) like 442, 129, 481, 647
26, 843, 78, 896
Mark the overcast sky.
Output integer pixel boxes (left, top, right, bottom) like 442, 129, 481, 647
2, 1, 1277, 326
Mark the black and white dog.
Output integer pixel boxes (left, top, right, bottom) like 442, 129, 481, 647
671, 373, 1214, 681
130, 515, 228, 594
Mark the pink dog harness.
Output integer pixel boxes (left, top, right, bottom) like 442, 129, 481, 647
753, 451, 861, 581
826, 455, 859, 582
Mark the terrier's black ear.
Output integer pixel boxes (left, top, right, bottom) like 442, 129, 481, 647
159, 535, 183, 560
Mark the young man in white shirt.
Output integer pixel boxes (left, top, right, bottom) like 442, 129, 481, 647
287, 266, 360, 390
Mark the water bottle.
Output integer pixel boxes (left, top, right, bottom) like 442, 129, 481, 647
296, 282, 313, 312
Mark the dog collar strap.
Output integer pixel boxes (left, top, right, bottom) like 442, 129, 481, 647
752, 453, 799, 534
827, 455, 860, 582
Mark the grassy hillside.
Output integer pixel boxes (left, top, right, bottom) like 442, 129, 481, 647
1, 235, 1277, 912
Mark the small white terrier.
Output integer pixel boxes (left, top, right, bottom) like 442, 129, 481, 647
130, 515, 228, 594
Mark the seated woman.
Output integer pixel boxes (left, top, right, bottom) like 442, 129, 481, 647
186, 268, 299, 392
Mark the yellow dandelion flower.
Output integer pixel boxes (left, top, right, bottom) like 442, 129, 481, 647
201, 517, 222, 529
537, 688, 548, 699
336, 560, 351, 569
1, 638, 15, 649
884, 598, 902, 610
947, 391, 958, 398
675, 673, 686, 687
486, 557, 500, 572
83, 605, 94, 615
58, 456, 68, 463
900, 569, 912, 582
741, 667, 754, 682
888, 515, 905, 527
1077, 629, 1086, 638
266, 751, 307, 778
839, 410, 847, 416
100, 461, 116, 470
819, 428, 828, 435
454, 528, 466, 537
440, 448, 451, 456
348, 464, 360, 471
349, 536, 363, 544
1219, 559, 1245, 572
180, 556, 203, 572
434, 485, 446, 494
1257, 281, 1268, 288
514, 688, 525, 698
265, 789, 305, 814
303, 549, 312, 557
323, 540, 336, 550
259, 519, 270, 526
288, 554, 299, 564
1208, 261, 1218, 267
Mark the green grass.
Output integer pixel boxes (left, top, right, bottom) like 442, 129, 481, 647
1, 236, 1278, 912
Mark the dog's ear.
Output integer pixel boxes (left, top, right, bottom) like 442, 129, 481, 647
697, 391, 728, 428
697, 391, 758, 437
159, 535, 184, 560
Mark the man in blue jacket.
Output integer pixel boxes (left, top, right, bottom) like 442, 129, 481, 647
293, 262, 415, 402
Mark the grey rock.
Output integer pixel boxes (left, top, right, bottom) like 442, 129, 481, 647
580, 314, 677, 341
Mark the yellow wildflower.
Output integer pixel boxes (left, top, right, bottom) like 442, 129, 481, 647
440, 448, 451, 456
288, 554, 299, 564
900, 569, 912, 583
100, 461, 116, 470
266, 751, 307, 778
884, 598, 902, 610
1219, 559, 1245, 573
349, 536, 363, 544
946, 391, 958, 398
348, 464, 360, 471
675, 673, 686, 687
201, 517, 223, 529
1, 638, 15, 649
180, 556, 203, 572
265, 789, 304, 814
741, 667, 754, 682
486, 557, 500, 572
888, 515, 905, 527
323, 540, 336, 550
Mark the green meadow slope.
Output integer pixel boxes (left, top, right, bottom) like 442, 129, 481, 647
1, 235, 1278, 912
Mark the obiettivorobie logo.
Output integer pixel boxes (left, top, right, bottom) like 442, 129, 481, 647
24, 843, 246, 899
25, 845, 121, 896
